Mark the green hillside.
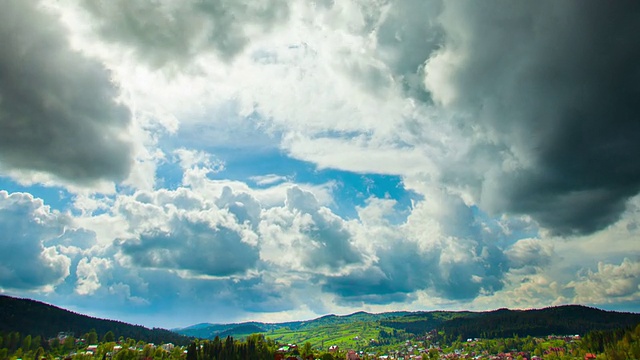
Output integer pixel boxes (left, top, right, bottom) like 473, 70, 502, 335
175, 305, 640, 352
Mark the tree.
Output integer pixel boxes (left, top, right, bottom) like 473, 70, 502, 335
32, 336, 42, 351
170, 346, 183, 360
142, 344, 154, 358
34, 346, 45, 360
50, 338, 60, 350
21, 335, 31, 351
186, 343, 197, 360
302, 342, 313, 358
86, 330, 98, 345
428, 348, 439, 360
103, 331, 115, 343
63, 336, 76, 351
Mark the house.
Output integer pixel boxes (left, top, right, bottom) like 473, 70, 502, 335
584, 354, 597, 360
329, 345, 339, 353
346, 350, 360, 360
161, 343, 174, 352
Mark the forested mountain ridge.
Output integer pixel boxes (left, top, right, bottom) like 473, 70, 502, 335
0, 295, 191, 345
383, 305, 640, 339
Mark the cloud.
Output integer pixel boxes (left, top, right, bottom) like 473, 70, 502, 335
320, 190, 513, 304
114, 189, 260, 277
0, 0, 132, 185
506, 238, 554, 271
75, 0, 290, 66
0, 191, 71, 290
568, 258, 640, 305
260, 187, 363, 273
375, 0, 442, 99
424, 1, 640, 235
250, 174, 289, 186
3, 0, 639, 325
75, 257, 112, 295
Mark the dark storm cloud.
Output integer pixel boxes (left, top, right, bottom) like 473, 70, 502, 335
428, 1, 640, 235
78, 0, 290, 66
0, 0, 132, 184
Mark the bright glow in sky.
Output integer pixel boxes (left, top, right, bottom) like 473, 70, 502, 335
1, 0, 640, 328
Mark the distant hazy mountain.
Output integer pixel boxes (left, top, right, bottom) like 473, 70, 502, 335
0, 295, 191, 345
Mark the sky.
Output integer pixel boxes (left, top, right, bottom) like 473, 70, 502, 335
1, 0, 639, 329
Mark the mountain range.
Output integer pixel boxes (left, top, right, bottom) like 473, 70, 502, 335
2, 294, 640, 349
172, 305, 640, 343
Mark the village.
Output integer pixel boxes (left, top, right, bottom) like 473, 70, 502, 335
272, 333, 593, 360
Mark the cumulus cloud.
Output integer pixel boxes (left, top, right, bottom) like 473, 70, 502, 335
114, 189, 260, 277
506, 238, 554, 271
74, 0, 290, 65
0, 0, 132, 185
260, 187, 363, 273
569, 258, 640, 304
0, 191, 71, 290
75, 257, 111, 295
321, 190, 512, 304
424, 1, 640, 235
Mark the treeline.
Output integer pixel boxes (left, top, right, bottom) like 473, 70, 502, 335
0, 296, 190, 345
0, 329, 186, 360
0, 332, 48, 360
380, 311, 473, 335
440, 306, 640, 339
581, 323, 640, 359
382, 305, 640, 339
186, 334, 275, 360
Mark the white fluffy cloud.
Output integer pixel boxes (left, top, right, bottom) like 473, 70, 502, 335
569, 258, 640, 304
76, 257, 112, 295
0, 191, 71, 290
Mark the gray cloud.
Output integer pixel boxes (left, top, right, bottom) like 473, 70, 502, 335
281, 187, 363, 270
323, 192, 510, 303
118, 216, 259, 277
0, 191, 71, 289
506, 238, 553, 271
425, 1, 640, 235
321, 241, 430, 304
78, 0, 290, 66
0, 0, 132, 184
113, 187, 261, 277
375, 0, 442, 99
